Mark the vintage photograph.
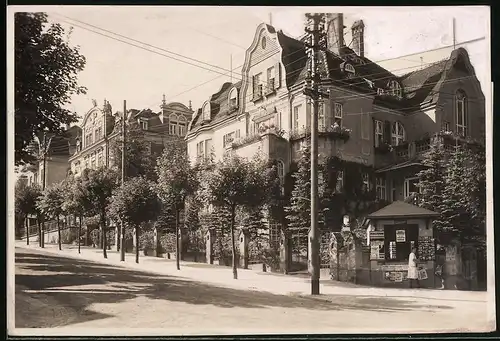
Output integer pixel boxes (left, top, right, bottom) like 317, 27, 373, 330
8, 5, 494, 336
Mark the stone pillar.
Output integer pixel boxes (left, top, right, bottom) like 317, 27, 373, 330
153, 227, 159, 257
279, 230, 290, 274
206, 230, 214, 264
239, 230, 249, 269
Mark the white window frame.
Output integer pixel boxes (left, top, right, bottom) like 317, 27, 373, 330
178, 115, 187, 136
389, 80, 402, 98
255, 73, 263, 98
228, 88, 238, 108
374, 120, 384, 147
443, 121, 450, 132
196, 141, 204, 159
404, 177, 419, 199
267, 66, 275, 90
318, 102, 325, 130
334, 102, 343, 127
344, 63, 355, 74
202, 102, 211, 121
376, 177, 386, 200
277, 159, 285, 186
293, 105, 301, 131
456, 90, 467, 136
391, 121, 406, 146
140, 120, 148, 130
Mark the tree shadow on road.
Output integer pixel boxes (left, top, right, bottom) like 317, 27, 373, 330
15, 250, 453, 328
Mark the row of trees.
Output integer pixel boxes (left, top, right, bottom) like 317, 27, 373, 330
15, 135, 282, 279
414, 139, 486, 247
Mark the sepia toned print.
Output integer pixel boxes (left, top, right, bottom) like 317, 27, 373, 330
8, 5, 494, 336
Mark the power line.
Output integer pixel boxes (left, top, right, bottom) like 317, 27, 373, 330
51, 13, 486, 119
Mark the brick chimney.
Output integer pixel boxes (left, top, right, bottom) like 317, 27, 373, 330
351, 20, 365, 57
326, 13, 345, 55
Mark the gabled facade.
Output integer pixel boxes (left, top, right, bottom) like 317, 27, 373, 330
186, 14, 485, 210
69, 98, 193, 176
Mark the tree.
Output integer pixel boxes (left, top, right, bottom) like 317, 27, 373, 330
109, 177, 161, 263
15, 181, 42, 245
184, 195, 203, 255
156, 142, 198, 270
415, 139, 450, 234
80, 167, 119, 258
15, 12, 86, 165
285, 145, 312, 256
110, 120, 163, 181
37, 182, 65, 250
203, 154, 270, 279
61, 174, 91, 253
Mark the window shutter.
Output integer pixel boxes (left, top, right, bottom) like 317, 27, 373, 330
384, 120, 392, 144
251, 75, 255, 100
275, 62, 281, 89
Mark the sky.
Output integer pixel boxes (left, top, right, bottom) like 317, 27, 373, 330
9, 5, 490, 125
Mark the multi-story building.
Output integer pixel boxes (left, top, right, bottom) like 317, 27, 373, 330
22, 125, 82, 188
186, 14, 485, 223
69, 97, 193, 176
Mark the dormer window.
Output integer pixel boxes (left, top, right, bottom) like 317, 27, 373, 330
228, 88, 238, 110
345, 63, 355, 74
388, 80, 402, 98
140, 119, 148, 130
261, 36, 267, 49
202, 102, 211, 121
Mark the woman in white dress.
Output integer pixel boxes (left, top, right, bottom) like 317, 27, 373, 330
408, 247, 420, 288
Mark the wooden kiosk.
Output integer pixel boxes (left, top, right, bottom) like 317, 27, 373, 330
366, 201, 439, 288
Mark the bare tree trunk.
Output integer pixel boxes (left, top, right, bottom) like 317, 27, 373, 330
135, 225, 140, 264
25, 216, 29, 246
176, 208, 180, 270
102, 213, 108, 259
230, 204, 238, 280
57, 216, 62, 250
78, 215, 82, 254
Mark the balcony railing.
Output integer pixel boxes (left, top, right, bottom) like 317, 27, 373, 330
290, 124, 351, 142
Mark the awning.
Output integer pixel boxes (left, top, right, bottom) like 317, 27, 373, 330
375, 160, 425, 173
367, 201, 440, 220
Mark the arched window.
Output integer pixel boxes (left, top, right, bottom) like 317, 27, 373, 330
169, 113, 178, 135
389, 80, 402, 98
391, 121, 406, 146
456, 90, 467, 136
228, 88, 238, 109
178, 115, 187, 136
202, 102, 210, 121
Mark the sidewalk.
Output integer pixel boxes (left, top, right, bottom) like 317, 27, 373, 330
15, 241, 487, 303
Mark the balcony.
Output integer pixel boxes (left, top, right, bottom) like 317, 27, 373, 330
374, 131, 478, 169
290, 124, 351, 142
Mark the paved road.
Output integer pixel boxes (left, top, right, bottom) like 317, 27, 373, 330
14, 246, 492, 335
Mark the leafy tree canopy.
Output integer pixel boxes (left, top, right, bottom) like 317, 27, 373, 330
15, 12, 86, 165
109, 177, 161, 228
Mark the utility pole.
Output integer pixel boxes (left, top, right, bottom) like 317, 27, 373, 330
120, 100, 127, 262
304, 13, 328, 296
452, 17, 456, 50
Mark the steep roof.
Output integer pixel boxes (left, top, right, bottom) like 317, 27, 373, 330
367, 201, 440, 219
400, 59, 449, 106
190, 81, 242, 130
